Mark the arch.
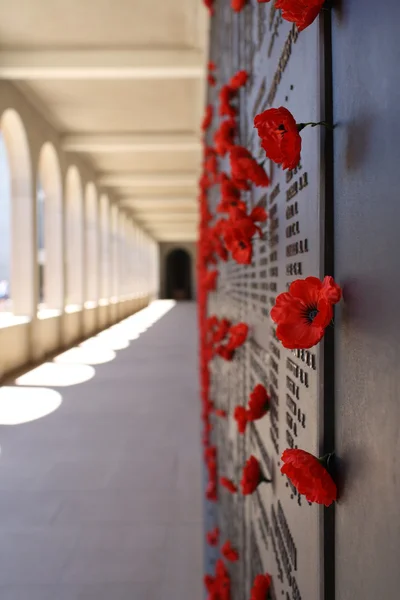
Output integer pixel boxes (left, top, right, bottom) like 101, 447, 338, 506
165, 248, 192, 300
37, 142, 63, 311
85, 182, 99, 304
65, 166, 84, 307
99, 194, 110, 301
0, 131, 11, 313
0, 109, 34, 316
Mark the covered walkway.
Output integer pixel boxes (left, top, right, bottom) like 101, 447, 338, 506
0, 302, 203, 600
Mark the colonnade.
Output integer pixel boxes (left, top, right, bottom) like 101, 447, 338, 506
0, 83, 159, 379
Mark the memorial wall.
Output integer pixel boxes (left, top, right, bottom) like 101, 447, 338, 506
198, 2, 337, 599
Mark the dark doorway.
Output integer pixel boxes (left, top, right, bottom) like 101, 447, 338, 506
165, 248, 192, 300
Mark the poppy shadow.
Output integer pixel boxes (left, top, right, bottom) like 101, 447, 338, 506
335, 446, 367, 503
340, 277, 361, 322
341, 276, 385, 336
344, 114, 372, 172
331, 0, 346, 24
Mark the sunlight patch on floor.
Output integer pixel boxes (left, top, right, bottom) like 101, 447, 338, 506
15, 362, 95, 387
0, 386, 62, 424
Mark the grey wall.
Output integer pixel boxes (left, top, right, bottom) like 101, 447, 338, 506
333, 1, 400, 599
159, 242, 197, 300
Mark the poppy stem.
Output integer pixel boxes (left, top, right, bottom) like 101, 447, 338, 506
319, 452, 335, 470
260, 475, 272, 484
297, 121, 334, 131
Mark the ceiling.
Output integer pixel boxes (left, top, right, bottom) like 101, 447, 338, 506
0, 0, 208, 242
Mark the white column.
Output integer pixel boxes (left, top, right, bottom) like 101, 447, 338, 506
118, 212, 126, 300
85, 184, 99, 304
110, 204, 119, 300
127, 220, 134, 296
44, 183, 63, 310
99, 194, 110, 301
65, 168, 84, 307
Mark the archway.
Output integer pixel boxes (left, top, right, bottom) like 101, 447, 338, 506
37, 142, 63, 312
85, 183, 99, 305
65, 166, 84, 307
165, 248, 192, 300
0, 109, 34, 316
0, 131, 11, 313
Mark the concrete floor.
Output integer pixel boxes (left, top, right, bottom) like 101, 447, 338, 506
0, 302, 203, 599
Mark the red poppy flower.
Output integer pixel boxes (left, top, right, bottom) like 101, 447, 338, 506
229, 236, 253, 264
206, 527, 220, 546
275, 0, 324, 31
220, 476, 238, 493
214, 408, 227, 418
208, 73, 216, 86
205, 446, 217, 462
248, 384, 270, 421
241, 455, 263, 495
270, 276, 342, 349
281, 448, 337, 506
223, 213, 256, 264
215, 344, 235, 361
201, 269, 219, 292
217, 195, 247, 214
250, 573, 272, 600
206, 315, 219, 332
215, 559, 231, 600
199, 171, 212, 193
213, 318, 231, 343
214, 119, 237, 156
202, 105, 213, 131
203, 0, 215, 14
231, 0, 247, 11
229, 70, 248, 90
226, 322, 249, 350
234, 405, 249, 434
219, 84, 237, 118
229, 146, 270, 189
208, 61, 216, 71
221, 540, 239, 562
212, 232, 229, 262
207, 458, 217, 477
223, 204, 267, 263
254, 106, 301, 170
206, 480, 218, 501
217, 174, 246, 214
249, 205, 268, 224
204, 573, 216, 593
205, 155, 219, 184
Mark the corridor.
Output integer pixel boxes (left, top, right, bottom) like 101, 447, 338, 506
0, 302, 203, 600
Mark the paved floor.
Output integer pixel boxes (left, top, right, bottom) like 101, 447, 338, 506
0, 302, 203, 599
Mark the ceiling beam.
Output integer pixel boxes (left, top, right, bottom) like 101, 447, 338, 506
62, 133, 201, 153
133, 209, 198, 217
134, 213, 198, 222
118, 197, 196, 207
0, 49, 205, 80
155, 233, 198, 242
98, 172, 198, 188
146, 226, 197, 233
